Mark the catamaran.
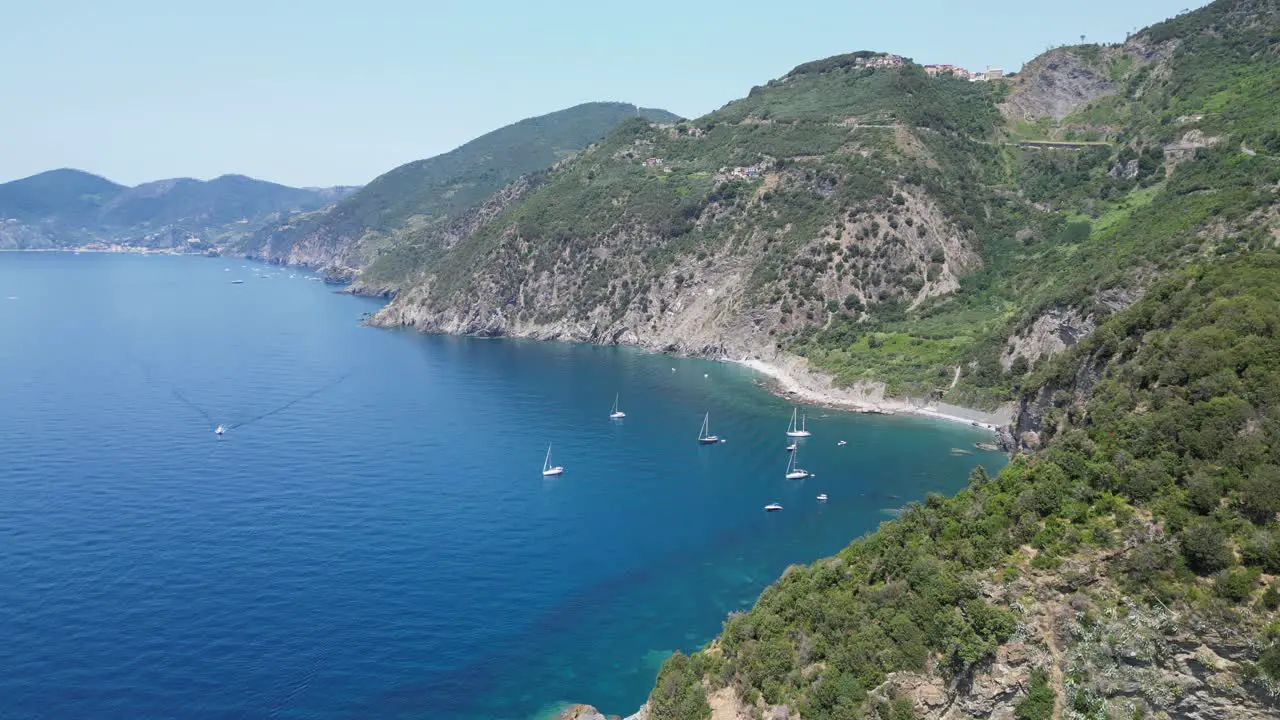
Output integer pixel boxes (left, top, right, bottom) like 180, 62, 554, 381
785, 408, 811, 437
609, 394, 626, 419
697, 412, 720, 444
785, 448, 812, 480
541, 444, 564, 476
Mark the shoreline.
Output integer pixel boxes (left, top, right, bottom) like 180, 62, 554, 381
726, 356, 1012, 435
10, 248, 1010, 436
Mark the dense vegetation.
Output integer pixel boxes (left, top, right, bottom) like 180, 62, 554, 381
260, 102, 679, 274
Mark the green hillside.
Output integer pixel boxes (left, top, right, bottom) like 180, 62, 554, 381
369, 0, 1277, 416
254, 102, 680, 272
0, 169, 125, 225
627, 1, 1280, 718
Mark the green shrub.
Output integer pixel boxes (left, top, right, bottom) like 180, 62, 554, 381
1214, 568, 1260, 602
648, 652, 711, 720
1180, 520, 1231, 575
1015, 671, 1055, 720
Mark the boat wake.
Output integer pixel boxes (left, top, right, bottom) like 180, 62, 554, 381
167, 375, 348, 435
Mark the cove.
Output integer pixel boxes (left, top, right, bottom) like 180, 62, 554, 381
0, 253, 1005, 719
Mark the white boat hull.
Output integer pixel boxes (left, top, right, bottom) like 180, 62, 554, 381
610, 412, 626, 419
542, 467, 564, 477
785, 430, 811, 438
785, 471, 812, 480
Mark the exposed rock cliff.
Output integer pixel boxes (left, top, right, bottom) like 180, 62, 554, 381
999, 48, 1119, 122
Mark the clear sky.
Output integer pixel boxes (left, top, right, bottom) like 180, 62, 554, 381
2, 0, 1197, 188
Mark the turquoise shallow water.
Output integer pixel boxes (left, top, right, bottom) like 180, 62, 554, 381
0, 253, 1004, 719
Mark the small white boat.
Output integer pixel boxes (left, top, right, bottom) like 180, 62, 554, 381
817, 494, 828, 502
697, 412, 720, 444
609, 393, 626, 419
786, 442, 797, 452
785, 449, 812, 480
764, 503, 784, 512
785, 408, 812, 438
230, 280, 245, 284
541, 444, 564, 477
214, 425, 226, 436
837, 440, 847, 446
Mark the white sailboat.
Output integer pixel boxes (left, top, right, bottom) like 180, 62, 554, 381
785, 408, 811, 437
609, 394, 626, 419
541, 444, 564, 476
697, 412, 720, 444
785, 448, 812, 480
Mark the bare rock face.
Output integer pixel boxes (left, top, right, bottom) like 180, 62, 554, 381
1001, 305, 1096, 371
1163, 129, 1223, 175
999, 49, 1118, 122
557, 704, 613, 720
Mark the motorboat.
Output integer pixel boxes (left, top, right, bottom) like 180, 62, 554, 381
764, 503, 783, 512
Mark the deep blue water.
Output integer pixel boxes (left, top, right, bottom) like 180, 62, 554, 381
0, 253, 1004, 720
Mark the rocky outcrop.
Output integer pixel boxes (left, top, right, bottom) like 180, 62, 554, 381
1001, 305, 1096, 371
1163, 129, 1223, 175
999, 49, 1118, 122
557, 703, 615, 720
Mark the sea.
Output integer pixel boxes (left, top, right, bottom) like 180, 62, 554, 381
0, 252, 1004, 719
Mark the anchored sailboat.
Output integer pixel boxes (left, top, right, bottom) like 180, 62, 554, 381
785, 408, 811, 437
697, 412, 720, 444
541, 444, 564, 477
609, 394, 626, 419
785, 448, 812, 480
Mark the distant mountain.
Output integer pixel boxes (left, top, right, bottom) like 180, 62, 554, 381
243, 101, 681, 278
0, 170, 356, 251
0, 169, 125, 226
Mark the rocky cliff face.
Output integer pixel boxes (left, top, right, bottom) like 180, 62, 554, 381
999, 48, 1119, 123
368, 160, 982, 371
